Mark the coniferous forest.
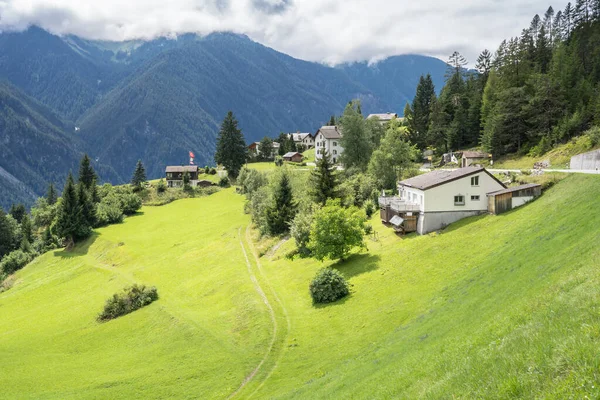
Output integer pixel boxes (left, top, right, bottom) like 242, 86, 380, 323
405, 1, 600, 157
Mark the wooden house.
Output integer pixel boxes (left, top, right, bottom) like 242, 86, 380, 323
487, 183, 542, 215
165, 166, 199, 187
461, 151, 490, 168
283, 152, 303, 163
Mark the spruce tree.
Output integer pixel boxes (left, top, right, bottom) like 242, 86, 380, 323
215, 111, 247, 178
131, 160, 147, 189
411, 74, 436, 148
47, 182, 57, 205
78, 154, 97, 189
56, 173, 85, 248
20, 214, 33, 245
78, 182, 97, 229
9, 204, 26, 223
310, 151, 339, 205
328, 116, 336, 126
266, 171, 297, 235
0, 209, 15, 258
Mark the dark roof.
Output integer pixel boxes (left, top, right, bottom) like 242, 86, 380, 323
316, 126, 342, 139
398, 167, 506, 191
283, 152, 302, 158
462, 151, 489, 158
165, 165, 198, 173
487, 183, 541, 196
289, 133, 311, 141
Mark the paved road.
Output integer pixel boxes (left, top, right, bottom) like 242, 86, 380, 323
419, 167, 600, 175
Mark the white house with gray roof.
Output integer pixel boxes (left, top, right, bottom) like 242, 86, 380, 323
315, 126, 343, 163
287, 132, 314, 149
381, 167, 506, 234
367, 113, 398, 124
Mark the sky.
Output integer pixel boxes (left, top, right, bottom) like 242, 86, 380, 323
0, 0, 567, 65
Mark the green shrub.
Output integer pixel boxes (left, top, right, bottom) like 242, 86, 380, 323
309, 268, 350, 304
209, 168, 217, 175
96, 195, 124, 226
119, 192, 142, 215
290, 207, 314, 257
156, 178, 167, 193
1, 250, 33, 275
364, 200, 375, 218
219, 176, 230, 187
205, 166, 210, 174
97, 284, 158, 322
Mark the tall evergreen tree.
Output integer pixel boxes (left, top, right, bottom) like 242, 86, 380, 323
20, 214, 33, 245
476, 50, 493, 83
310, 151, 339, 205
9, 204, 26, 223
215, 111, 247, 178
0, 209, 15, 258
56, 173, 86, 248
258, 137, 275, 160
77, 182, 97, 228
46, 183, 57, 205
266, 170, 297, 235
131, 160, 147, 189
339, 100, 372, 171
411, 74, 436, 149
328, 116, 336, 126
446, 51, 468, 79
78, 154, 97, 189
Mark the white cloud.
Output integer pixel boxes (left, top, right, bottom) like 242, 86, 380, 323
0, 0, 567, 64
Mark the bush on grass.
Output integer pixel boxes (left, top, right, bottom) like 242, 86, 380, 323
309, 268, 350, 304
1, 250, 34, 275
97, 284, 159, 322
219, 176, 230, 187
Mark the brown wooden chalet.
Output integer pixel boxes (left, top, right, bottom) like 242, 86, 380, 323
165, 165, 199, 187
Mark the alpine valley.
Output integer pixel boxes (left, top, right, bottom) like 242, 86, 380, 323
0, 26, 447, 209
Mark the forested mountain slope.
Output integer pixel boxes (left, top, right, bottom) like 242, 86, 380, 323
0, 82, 120, 209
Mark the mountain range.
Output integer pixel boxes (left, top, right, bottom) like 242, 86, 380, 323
0, 26, 448, 209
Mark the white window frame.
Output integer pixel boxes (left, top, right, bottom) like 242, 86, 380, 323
471, 195, 480, 201
471, 176, 479, 186
454, 195, 465, 205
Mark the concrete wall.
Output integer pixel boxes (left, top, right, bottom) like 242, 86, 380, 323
424, 172, 505, 212
511, 196, 535, 209
570, 149, 600, 170
418, 210, 484, 234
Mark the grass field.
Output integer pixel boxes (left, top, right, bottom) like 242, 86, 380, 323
2, 175, 600, 398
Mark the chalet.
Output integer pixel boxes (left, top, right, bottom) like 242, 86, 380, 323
283, 152, 303, 163
165, 166, 199, 187
314, 126, 343, 163
288, 132, 314, 149
367, 113, 398, 124
487, 183, 541, 215
461, 151, 490, 168
380, 167, 506, 234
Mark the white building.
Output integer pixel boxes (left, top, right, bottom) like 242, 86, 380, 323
314, 126, 343, 163
384, 167, 506, 234
288, 132, 314, 149
367, 113, 398, 124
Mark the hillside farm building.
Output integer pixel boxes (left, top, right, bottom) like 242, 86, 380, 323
380, 167, 506, 234
461, 151, 490, 168
487, 184, 542, 215
283, 152, 303, 162
165, 166, 200, 187
315, 126, 343, 163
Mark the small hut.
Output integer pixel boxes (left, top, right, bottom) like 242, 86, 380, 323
487, 183, 542, 215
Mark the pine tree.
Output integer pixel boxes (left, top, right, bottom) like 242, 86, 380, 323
56, 173, 86, 248
46, 182, 57, 205
446, 51, 468, 80
131, 160, 147, 189
0, 209, 15, 258
215, 111, 247, 178
564, 2, 573, 36
78, 182, 97, 229
476, 50, 493, 82
9, 204, 26, 223
411, 74, 436, 149
78, 154, 97, 189
553, 11, 565, 43
266, 171, 297, 235
328, 116, 336, 126
20, 214, 33, 245
310, 151, 339, 205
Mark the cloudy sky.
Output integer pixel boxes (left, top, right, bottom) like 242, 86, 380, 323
0, 0, 567, 64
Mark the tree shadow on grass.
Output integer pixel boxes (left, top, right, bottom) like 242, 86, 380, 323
313, 293, 352, 309
54, 232, 100, 259
331, 253, 381, 279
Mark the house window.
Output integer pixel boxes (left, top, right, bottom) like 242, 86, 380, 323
333, 150, 337, 155
333, 141, 338, 146
454, 195, 465, 205
471, 195, 480, 201
471, 176, 479, 186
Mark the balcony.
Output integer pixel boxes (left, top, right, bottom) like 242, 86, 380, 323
379, 196, 421, 213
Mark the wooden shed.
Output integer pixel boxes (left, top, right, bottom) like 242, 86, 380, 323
487, 183, 542, 215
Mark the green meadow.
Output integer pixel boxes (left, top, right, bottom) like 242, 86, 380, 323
1, 175, 600, 398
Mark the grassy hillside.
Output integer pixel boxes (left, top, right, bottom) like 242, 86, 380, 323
1, 175, 600, 398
